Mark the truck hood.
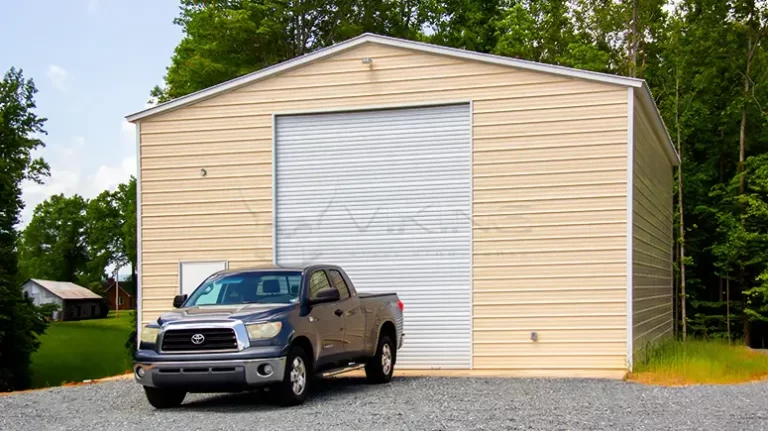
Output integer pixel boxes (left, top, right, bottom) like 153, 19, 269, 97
157, 303, 297, 325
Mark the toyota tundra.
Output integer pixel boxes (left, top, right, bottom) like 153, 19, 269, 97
133, 264, 404, 408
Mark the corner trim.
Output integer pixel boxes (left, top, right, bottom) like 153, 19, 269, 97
468, 99, 474, 370
272, 113, 277, 264
135, 122, 142, 341
626, 87, 635, 372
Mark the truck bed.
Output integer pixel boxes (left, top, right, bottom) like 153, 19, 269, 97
357, 292, 398, 300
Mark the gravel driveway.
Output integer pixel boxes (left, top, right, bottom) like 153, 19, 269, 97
2, 376, 767, 430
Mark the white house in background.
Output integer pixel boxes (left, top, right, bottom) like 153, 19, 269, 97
21, 279, 105, 321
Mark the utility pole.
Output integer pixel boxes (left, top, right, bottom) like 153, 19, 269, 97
115, 270, 120, 319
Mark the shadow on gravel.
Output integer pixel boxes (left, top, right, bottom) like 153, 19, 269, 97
181, 376, 418, 412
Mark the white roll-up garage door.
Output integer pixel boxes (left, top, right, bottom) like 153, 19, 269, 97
274, 104, 472, 368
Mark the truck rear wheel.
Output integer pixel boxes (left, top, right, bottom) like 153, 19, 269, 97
276, 345, 310, 406
143, 387, 186, 409
365, 334, 394, 384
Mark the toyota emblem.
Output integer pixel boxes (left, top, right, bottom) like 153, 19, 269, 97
191, 333, 205, 345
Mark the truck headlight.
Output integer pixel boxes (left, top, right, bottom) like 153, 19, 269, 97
246, 322, 282, 340
140, 326, 159, 344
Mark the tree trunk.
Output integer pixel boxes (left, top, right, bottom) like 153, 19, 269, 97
719, 277, 723, 302
740, 35, 753, 346
629, 0, 639, 77
676, 73, 687, 342
726, 277, 731, 344
673, 232, 679, 338
743, 291, 751, 345
739, 37, 750, 197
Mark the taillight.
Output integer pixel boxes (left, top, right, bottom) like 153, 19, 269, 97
397, 299, 404, 312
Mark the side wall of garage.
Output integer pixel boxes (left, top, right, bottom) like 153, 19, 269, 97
631, 93, 675, 360
138, 42, 629, 377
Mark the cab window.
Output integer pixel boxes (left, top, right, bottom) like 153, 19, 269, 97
328, 270, 350, 299
308, 271, 333, 300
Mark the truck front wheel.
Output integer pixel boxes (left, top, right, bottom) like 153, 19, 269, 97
365, 334, 395, 384
276, 345, 310, 406
143, 387, 186, 409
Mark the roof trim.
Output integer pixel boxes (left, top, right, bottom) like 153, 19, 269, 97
126, 33, 677, 164
105, 280, 132, 297
127, 33, 644, 123
26, 279, 102, 301
638, 82, 680, 166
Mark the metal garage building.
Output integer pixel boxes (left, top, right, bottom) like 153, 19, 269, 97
127, 33, 678, 378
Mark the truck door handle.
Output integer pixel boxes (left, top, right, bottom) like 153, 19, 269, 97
334, 309, 344, 317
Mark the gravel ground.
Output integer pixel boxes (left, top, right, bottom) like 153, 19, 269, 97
1, 376, 767, 431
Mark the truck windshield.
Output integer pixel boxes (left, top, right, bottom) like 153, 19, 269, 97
185, 271, 302, 306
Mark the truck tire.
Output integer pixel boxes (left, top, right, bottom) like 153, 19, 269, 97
143, 387, 186, 409
365, 334, 394, 384
276, 345, 310, 406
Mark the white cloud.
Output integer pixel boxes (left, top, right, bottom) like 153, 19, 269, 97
47, 65, 69, 92
121, 120, 136, 146
91, 156, 136, 192
87, 0, 100, 15
18, 134, 136, 227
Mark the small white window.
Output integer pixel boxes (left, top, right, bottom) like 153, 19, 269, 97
118, 296, 124, 306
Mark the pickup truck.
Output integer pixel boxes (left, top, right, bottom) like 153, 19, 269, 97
133, 264, 404, 408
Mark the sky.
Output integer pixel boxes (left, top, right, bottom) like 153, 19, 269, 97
0, 0, 183, 225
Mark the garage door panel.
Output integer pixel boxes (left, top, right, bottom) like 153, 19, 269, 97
142, 163, 270, 182
143, 187, 271, 205
474, 328, 626, 343
473, 315, 626, 330
474, 288, 625, 303
474, 342, 625, 356
475, 301, 626, 316
142, 213, 270, 229
474, 196, 626, 216
473, 355, 626, 369
473, 170, 626, 189
473, 249, 624, 267
275, 104, 471, 368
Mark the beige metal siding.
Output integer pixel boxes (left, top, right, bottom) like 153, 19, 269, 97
632, 95, 674, 358
139, 42, 628, 377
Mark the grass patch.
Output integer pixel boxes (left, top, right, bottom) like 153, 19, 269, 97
630, 339, 768, 385
29, 311, 134, 388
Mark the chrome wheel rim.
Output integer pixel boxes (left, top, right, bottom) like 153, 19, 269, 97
381, 343, 392, 375
290, 357, 306, 395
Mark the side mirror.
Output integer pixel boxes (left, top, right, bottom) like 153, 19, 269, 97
310, 288, 340, 304
173, 294, 188, 308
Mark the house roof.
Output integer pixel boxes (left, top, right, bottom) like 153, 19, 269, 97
126, 32, 678, 165
29, 279, 102, 300
104, 280, 132, 297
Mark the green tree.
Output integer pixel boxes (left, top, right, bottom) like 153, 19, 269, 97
0, 67, 50, 391
707, 154, 768, 330
18, 194, 89, 284
85, 190, 124, 286
152, 0, 434, 101
427, 0, 505, 53
117, 178, 137, 280
84, 177, 137, 285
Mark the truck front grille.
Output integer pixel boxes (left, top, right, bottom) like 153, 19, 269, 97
161, 328, 238, 352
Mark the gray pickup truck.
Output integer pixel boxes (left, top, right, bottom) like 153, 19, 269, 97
134, 264, 404, 408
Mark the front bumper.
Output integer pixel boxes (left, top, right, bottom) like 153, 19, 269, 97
134, 357, 286, 391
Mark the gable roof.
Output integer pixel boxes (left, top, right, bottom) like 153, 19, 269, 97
104, 280, 132, 297
127, 32, 678, 165
28, 279, 102, 300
